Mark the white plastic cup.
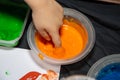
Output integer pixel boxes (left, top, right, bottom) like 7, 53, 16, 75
27, 8, 95, 66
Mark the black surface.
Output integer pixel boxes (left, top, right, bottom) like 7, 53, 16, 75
16, 12, 31, 49
16, 0, 120, 79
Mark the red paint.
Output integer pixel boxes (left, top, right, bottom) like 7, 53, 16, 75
19, 71, 41, 80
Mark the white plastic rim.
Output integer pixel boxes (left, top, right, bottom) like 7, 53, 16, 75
87, 54, 120, 78
60, 75, 95, 80
27, 7, 95, 65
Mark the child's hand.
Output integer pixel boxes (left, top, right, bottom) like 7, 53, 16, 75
25, 0, 63, 47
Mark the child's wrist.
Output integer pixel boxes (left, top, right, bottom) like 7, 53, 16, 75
25, 0, 55, 11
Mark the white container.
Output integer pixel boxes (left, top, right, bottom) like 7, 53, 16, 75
27, 8, 95, 66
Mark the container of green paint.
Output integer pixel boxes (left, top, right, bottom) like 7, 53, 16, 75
0, 0, 29, 47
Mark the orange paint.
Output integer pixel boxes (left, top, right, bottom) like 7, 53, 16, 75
20, 71, 41, 80
35, 18, 88, 60
38, 53, 44, 60
40, 70, 58, 80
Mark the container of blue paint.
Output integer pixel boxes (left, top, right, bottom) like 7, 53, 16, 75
87, 54, 120, 80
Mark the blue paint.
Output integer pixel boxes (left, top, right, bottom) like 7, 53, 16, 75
96, 63, 120, 80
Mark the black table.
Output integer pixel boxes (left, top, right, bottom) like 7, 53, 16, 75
16, 0, 120, 79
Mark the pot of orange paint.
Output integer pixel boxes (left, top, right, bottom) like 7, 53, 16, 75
27, 8, 95, 66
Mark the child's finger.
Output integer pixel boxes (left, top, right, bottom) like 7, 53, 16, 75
38, 28, 51, 41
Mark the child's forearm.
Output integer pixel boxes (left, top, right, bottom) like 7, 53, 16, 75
24, 0, 54, 11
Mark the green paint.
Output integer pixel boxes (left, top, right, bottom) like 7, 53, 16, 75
0, 0, 29, 46
5, 71, 10, 76
0, 12, 23, 40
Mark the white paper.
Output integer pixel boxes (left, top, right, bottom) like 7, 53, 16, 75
0, 47, 60, 80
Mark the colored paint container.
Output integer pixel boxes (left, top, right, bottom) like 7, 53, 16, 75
27, 8, 95, 65
0, 0, 29, 47
96, 63, 120, 80
87, 54, 120, 80
34, 17, 88, 60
